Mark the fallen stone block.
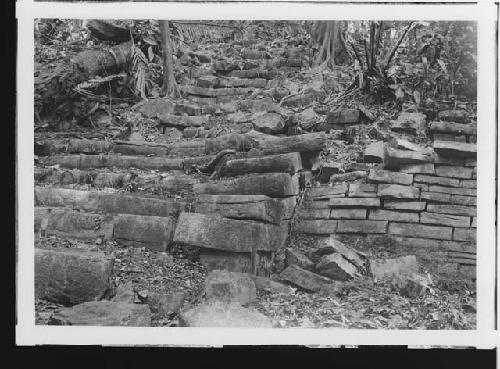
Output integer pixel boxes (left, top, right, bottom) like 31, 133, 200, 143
294, 219, 337, 235
399, 163, 435, 175
193, 173, 299, 198
382, 200, 426, 211
252, 112, 285, 134
35, 248, 113, 306
179, 301, 272, 327
385, 148, 434, 168
368, 209, 419, 223
370, 255, 418, 280
348, 183, 377, 197
330, 209, 367, 220
435, 165, 473, 179
388, 222, 453, 240
48, 301, 151, 326
38, 209, 114, 239
420, 212, 471, 227
228, 68, 275, 79
35, 187, 184, 218
377, 184, 419, 199
281, 93, 316, 108
113, 214, 175, 252
329, 171, 367, 183
182, 85, 254, 97
279, 264, 336, 292
317, 161, 342, 183
204, 270, 257, 306
158, 114, 208, 128
136, 98, 175, 118
329, 198, 380, 207
390, 112, 426, 134
429, 121, 476, 135
336, 220, 388, 234
113, 142, 170, 156
200, 250, 251, 274
316, 253, 358, 281
67, 139, 113, 154
433, 141, 477, 158
368, 169, 413, 185
307, 183, 348, 199
94, 172, 132, 188
453, 228, 476, 242
364, 141, 386, 163
146, 291, 187, 319
285, 248, 314, 271
326, 109, 360, 125
312, 236, 367, 267
221, 152, 302, 177
414, 174, 460, 187
254, 131, 327, 154
428, 185, 476, 197
250, 275, 292, 294
194, 194, 289, 224
438, 109, 469, 123
174, 212, 286, 252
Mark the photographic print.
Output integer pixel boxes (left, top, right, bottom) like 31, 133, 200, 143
32, 17, 480, 330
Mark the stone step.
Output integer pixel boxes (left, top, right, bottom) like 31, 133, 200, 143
220, 152, 302, 177
35, 187, 185, 217
194, 173, 299, 198
173, 212, 287, 252
35, 208, 175, 251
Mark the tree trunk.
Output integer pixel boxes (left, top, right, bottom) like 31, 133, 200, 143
159, 20, 180, 98
311, 21, 348, 67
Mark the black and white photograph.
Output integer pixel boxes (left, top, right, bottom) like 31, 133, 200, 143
15, 0, 498, 348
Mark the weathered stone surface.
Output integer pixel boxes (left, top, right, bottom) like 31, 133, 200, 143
179, 301, 272, 327
461, 180, 477, 189
368, 169, 413, 185
199, 250, 252, 274
35, 187, 184, 218
471, 217, 477, 227
182, 85, 254, 97
281, 93, 316, 108
229, 68, 275, 79
316, 253, 358, 281
330, 209, 367, 220
297, 208, 331, 219
137, 98, 175, 118
253, 132, 327, 154
252, 113, 285, 134
434, 154, 465, 166
67, 139, 113, 154
204, 270, 257, 306
159, 114, 208, 128
414, 174, 460, 187
453, 228, 476, 242
295, 107, 320, 130
250, 275, 292, 294
427, 204, 477, 216
433, 141, 477, 158
428, 185, 476, 197
420, 191, 451, 203
35, 248, 113, 306
279, 265, 336, 292
194, 194, 288, 223
429, 121, 476, 135
388, 222, 453, 240
391, 138, 430, 153
420, 212, 471, 227
307, 183, 347, 199
382, 201, 426, 211
113, 214, 175, 251
295, 219, 337, 235
385, 148, 434, 168
348, 183, 377, 197
194, 173, 299, 198
221, 152, 302, 177
399, 163, 435, 175
432, 133, 464, 142
364, 141, 386, 163
326, 109, 360, 125
438, 109, 469, 123
146, 291, 187, 318
413, 183, 429, 191
49, 301, 152, 326
40, 209, 114, 239
317, 161, 342, 183
174, 212, 286, 252
435, 166, 473, 180
329, 198, 380, 207
314, 236, 367, 268
377, 184, 419, 199
285, 248, 314, 271
368, 209, 419, 222
390, 112, 426, 134
465, 158, 477, 167
113, 142, 170, 156
390, 236, 475, 254
450, 195, 476, 206
329, 171, 367, 183
336, 220, 388, 234
370, 255, 418, 280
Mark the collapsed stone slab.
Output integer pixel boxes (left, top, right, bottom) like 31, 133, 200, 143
35, 248, 113, 306
204, 270, 257, 306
